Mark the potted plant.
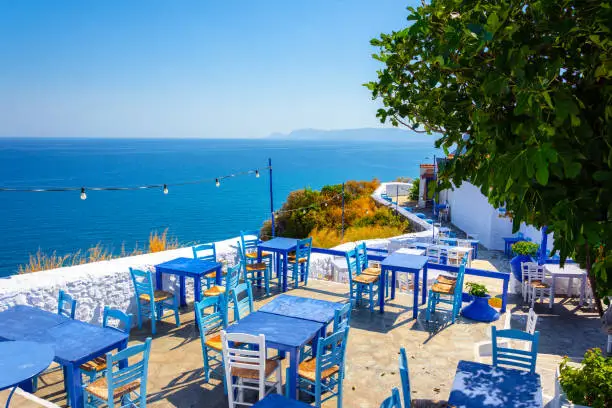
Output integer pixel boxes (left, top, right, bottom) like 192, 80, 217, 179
510, 241, 539, 282
461, 282, 500, 322
555, 348, 611, 408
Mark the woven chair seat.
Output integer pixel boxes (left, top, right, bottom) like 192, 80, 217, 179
431, 282, 455, 294
139, 290, 173, 303
411, 399, 448, 408
353, 274, 379, 284
80, 356, 107, 372
529, 280, 550, 289
298, 357, 339, 382
205, 333, 222, 351
288, 256, 307, 264
231, 359, 279, 379
204, 286, 225, 296
86, 377, 140, 400
246, 251, 272, 259
246, 263, 267, 271
205, 271, 226, 279
361, 267, 382, 276
436, 275, 456, 285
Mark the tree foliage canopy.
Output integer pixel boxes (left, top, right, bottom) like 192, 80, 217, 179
367, 0, 612, 306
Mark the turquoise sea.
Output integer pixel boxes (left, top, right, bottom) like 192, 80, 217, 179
0, 137, 438, 276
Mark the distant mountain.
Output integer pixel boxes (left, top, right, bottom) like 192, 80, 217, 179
267, 128, 436, 142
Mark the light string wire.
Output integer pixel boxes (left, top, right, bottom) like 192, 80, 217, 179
274, 193, 343, 215
0, 166, 270, 194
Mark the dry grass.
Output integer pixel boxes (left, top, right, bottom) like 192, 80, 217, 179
18, 229, 179, 274
310, 225, 407, 248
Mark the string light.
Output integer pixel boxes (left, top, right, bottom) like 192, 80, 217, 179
215, 178, 220, 187
80, 188, 87, 200
163, 184, 168, 195
255, 170, 260, 178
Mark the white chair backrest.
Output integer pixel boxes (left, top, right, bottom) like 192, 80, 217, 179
457, 239, 472, 248
521, 262, 536, 282
526, 263, 546, 283
222, 331, 267, 403
426, 247, 440, 263
526, 308, 538, 334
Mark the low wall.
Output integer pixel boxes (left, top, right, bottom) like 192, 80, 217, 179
373, 183, 433, 232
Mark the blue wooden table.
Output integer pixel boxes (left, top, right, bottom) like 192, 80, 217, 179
225, 311, 322, 399
252, 394, 311, 407
0, 306, 129, 408
155, 257, 222, 307
0, 341, 54, 407
380, 253, 429, 318
448, 360, 542, 408
259, 294, 344, 324
258, 238, 299, 292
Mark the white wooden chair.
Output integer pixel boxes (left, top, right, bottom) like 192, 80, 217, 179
446, 248, 462, 266
426, 247, 441, 264
221, 332, 282, 407
526, 308, 538, 334
521, 262, 537, 302
526, 264, 553, 309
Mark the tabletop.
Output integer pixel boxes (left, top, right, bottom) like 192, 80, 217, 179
155, 257, 221, 275
259, 237, 299, 252
432, 244, 474, 252
395, 248, 426, 256
0, 306, 128, 364
0, 341, 55, 390
381, 253, 428, 271
503, 236, 523, 242
448, 360, 542, 408
225, 311, 322, 348
544, 264, 587, 277
259, 294, 345, 324
252, 394, 311, 408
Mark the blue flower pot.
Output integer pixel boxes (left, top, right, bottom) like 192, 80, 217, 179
510, 254, 533, 282
461, 295, 500, 322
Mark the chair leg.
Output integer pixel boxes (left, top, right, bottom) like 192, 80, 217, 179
337, 375, 343, 408
275, 365, 282, 394
174, 298, 181, 327
368, 283, 374, 312
203, 347, 210, 382
136, 303, 143, 330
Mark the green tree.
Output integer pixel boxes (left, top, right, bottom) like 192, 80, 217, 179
367, 0, 612, 314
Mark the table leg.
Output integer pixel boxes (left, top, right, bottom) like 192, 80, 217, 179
5, 386, 16, 408
550, 276, 556, 307
66, 363, 83, 408
421, 265, 428, 305
412, 269, 420, 319
379, 268, 386, 313
288, 348, 299, 399
179, 276, 187, 307
579, 276, 586, 306
155, 270, 163, 291
501, 277, 509, 313
119, 339, 129, 369
282, 251, 288, 292
194, 276, 202, 303
215, 265, 222, 286
391, 269, 396, 299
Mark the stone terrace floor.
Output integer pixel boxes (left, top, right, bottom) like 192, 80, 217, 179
3, 279, 606, 408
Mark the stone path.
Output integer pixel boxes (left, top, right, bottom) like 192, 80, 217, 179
3, 277, 605, 408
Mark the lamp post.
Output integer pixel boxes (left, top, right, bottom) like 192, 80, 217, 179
268, 158, 275, 238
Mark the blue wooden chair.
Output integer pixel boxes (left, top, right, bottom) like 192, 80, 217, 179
296, 326, 349, 408
333, 300, 354, 333
380, 388, 402, 408
345, 248, 379, 312
287, 237, 312, 289
83, 337, 152, 408
80, 307, 132, 384
195, 294, 227, 384
398, 347, 447, 408
238, 241, 272, 295
356, 242, 390, 297
193, 243, 220, 289
203, 262, 242, 304
425, 262, 466, 323
58, 290, 77, 319
129, 268, 180, 335
240, 230, 273, 288
492, 327, 539, 373
231, 281, 254, 321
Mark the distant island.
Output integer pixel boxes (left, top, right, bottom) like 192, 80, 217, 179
267, 127, 437, 142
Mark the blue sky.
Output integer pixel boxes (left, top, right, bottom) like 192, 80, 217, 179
0, 1, 414, 138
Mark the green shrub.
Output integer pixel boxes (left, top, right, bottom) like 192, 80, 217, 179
409, 179, 420, 201
466, 282, 488, 297
511, 241, 539, 256
559, 348, 612, 408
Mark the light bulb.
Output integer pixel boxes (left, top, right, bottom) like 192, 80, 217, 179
215, 178, 220, 187
163, 184, 168, 195
302, 209, 306, 214
80, 188, 87, 200
255, 170, 260, 178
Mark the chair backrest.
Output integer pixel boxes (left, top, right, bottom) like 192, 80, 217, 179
104, 337, 152, 403
195, 295, 227, 337
333, 300, 354, 332
315, 327, 349, 381
294, 237, 313, 264
380, 388, 402, 408
398, 347, 411, 408
526, 308, 538, 334
102, 307, 132, 335
426, 247, 441, 263
58, 290, 76, 319
240, 230, 260, 254
193, 243, 216, 262
452, 263, 467, 312
525, 263, 546, 283
492, 326, 539, 373
232, 282, 254, 321
356, 242, 368, 271
456, 239, 472, 248
345, 248, 359, 281
225, 263, 242, 294
521, 262, 537, 282
221, 332, 267, 396
129, 267, 155, 300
